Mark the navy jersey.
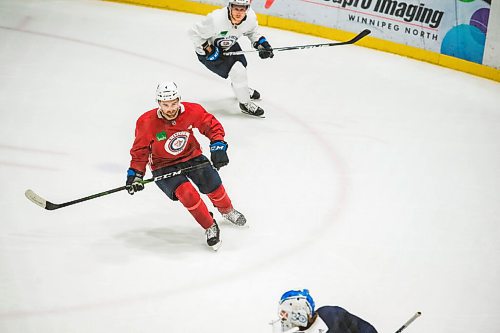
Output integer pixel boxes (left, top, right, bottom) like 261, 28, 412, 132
315, 306, 377, 333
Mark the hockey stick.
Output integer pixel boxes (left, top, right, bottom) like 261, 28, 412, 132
25, 161, 212, 210
224, 29, 371, 56
394, 312, 421, 333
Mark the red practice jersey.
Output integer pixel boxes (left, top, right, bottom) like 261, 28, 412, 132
129, 102, 225, 173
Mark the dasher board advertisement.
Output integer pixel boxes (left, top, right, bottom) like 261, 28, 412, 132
202, 0, 491, 65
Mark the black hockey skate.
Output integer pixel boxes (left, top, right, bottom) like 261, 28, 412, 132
240, 101, 265, 118
206, 220, 221, 251
249, 88, 260, 100
222, 209, 247, 226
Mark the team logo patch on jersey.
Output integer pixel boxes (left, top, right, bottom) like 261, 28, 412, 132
220, 31, 228, 36
156, 131, 167, 141
215, 36, 237, 49
164, 131, 190, 155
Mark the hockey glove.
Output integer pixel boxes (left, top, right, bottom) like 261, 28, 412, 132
204, 44, 221, 62
254, 36, 274, 59
126, 168, 144, 195
210, 141, 229, 170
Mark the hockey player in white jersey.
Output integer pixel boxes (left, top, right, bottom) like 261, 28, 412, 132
272, 289, 378, 333
188, 0, 273, 117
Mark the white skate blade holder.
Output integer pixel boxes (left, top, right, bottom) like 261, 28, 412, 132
210, 240, 222, 251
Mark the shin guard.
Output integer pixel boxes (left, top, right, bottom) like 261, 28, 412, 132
207, 184, 233, 214
175, 182, 213, 229
229, 61, 250, 104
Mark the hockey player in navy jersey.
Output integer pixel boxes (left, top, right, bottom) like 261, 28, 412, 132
272, 289, 378, 333
188, 0, 273, 117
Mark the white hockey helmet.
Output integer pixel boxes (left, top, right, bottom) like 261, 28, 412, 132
278, 289, 315, 329
156, 81, 180, 102
229, 0, 251, 7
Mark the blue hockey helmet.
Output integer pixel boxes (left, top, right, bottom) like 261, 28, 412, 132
278, 289, 315, 329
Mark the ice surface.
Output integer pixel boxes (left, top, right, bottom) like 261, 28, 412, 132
1, 1, 499, 332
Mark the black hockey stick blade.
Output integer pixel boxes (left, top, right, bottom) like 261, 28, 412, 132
345, 28, 371, 44
224, 29, 371, 56
25, 161, 212, 211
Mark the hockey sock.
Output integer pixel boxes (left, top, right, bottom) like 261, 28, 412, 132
207, 184, 233, 214
229, 61, 250, 104
175, 182, 214, 229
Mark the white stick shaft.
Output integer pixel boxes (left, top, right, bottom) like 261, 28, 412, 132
395, 312, 421, 333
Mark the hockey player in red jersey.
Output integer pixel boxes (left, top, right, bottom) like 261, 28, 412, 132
126, 81, 246, 250
189, 0, 273, 117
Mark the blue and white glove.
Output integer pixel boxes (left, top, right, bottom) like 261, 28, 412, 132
253, 36, 274, 59
205, 45, 221, 61
210, 141, 229, 170
126, 168, 144, 195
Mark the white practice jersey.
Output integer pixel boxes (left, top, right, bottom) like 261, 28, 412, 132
189, 6, 262, 55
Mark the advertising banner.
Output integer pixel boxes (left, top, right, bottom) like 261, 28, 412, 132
191, 0, 492, 65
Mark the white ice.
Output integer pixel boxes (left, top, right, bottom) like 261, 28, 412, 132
1, 1, 499, 332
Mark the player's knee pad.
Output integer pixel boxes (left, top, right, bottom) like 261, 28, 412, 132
207, 184, 227, 202
228, 61, 247, 86
175, 181, 213, 229
175, 182, 201, 210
